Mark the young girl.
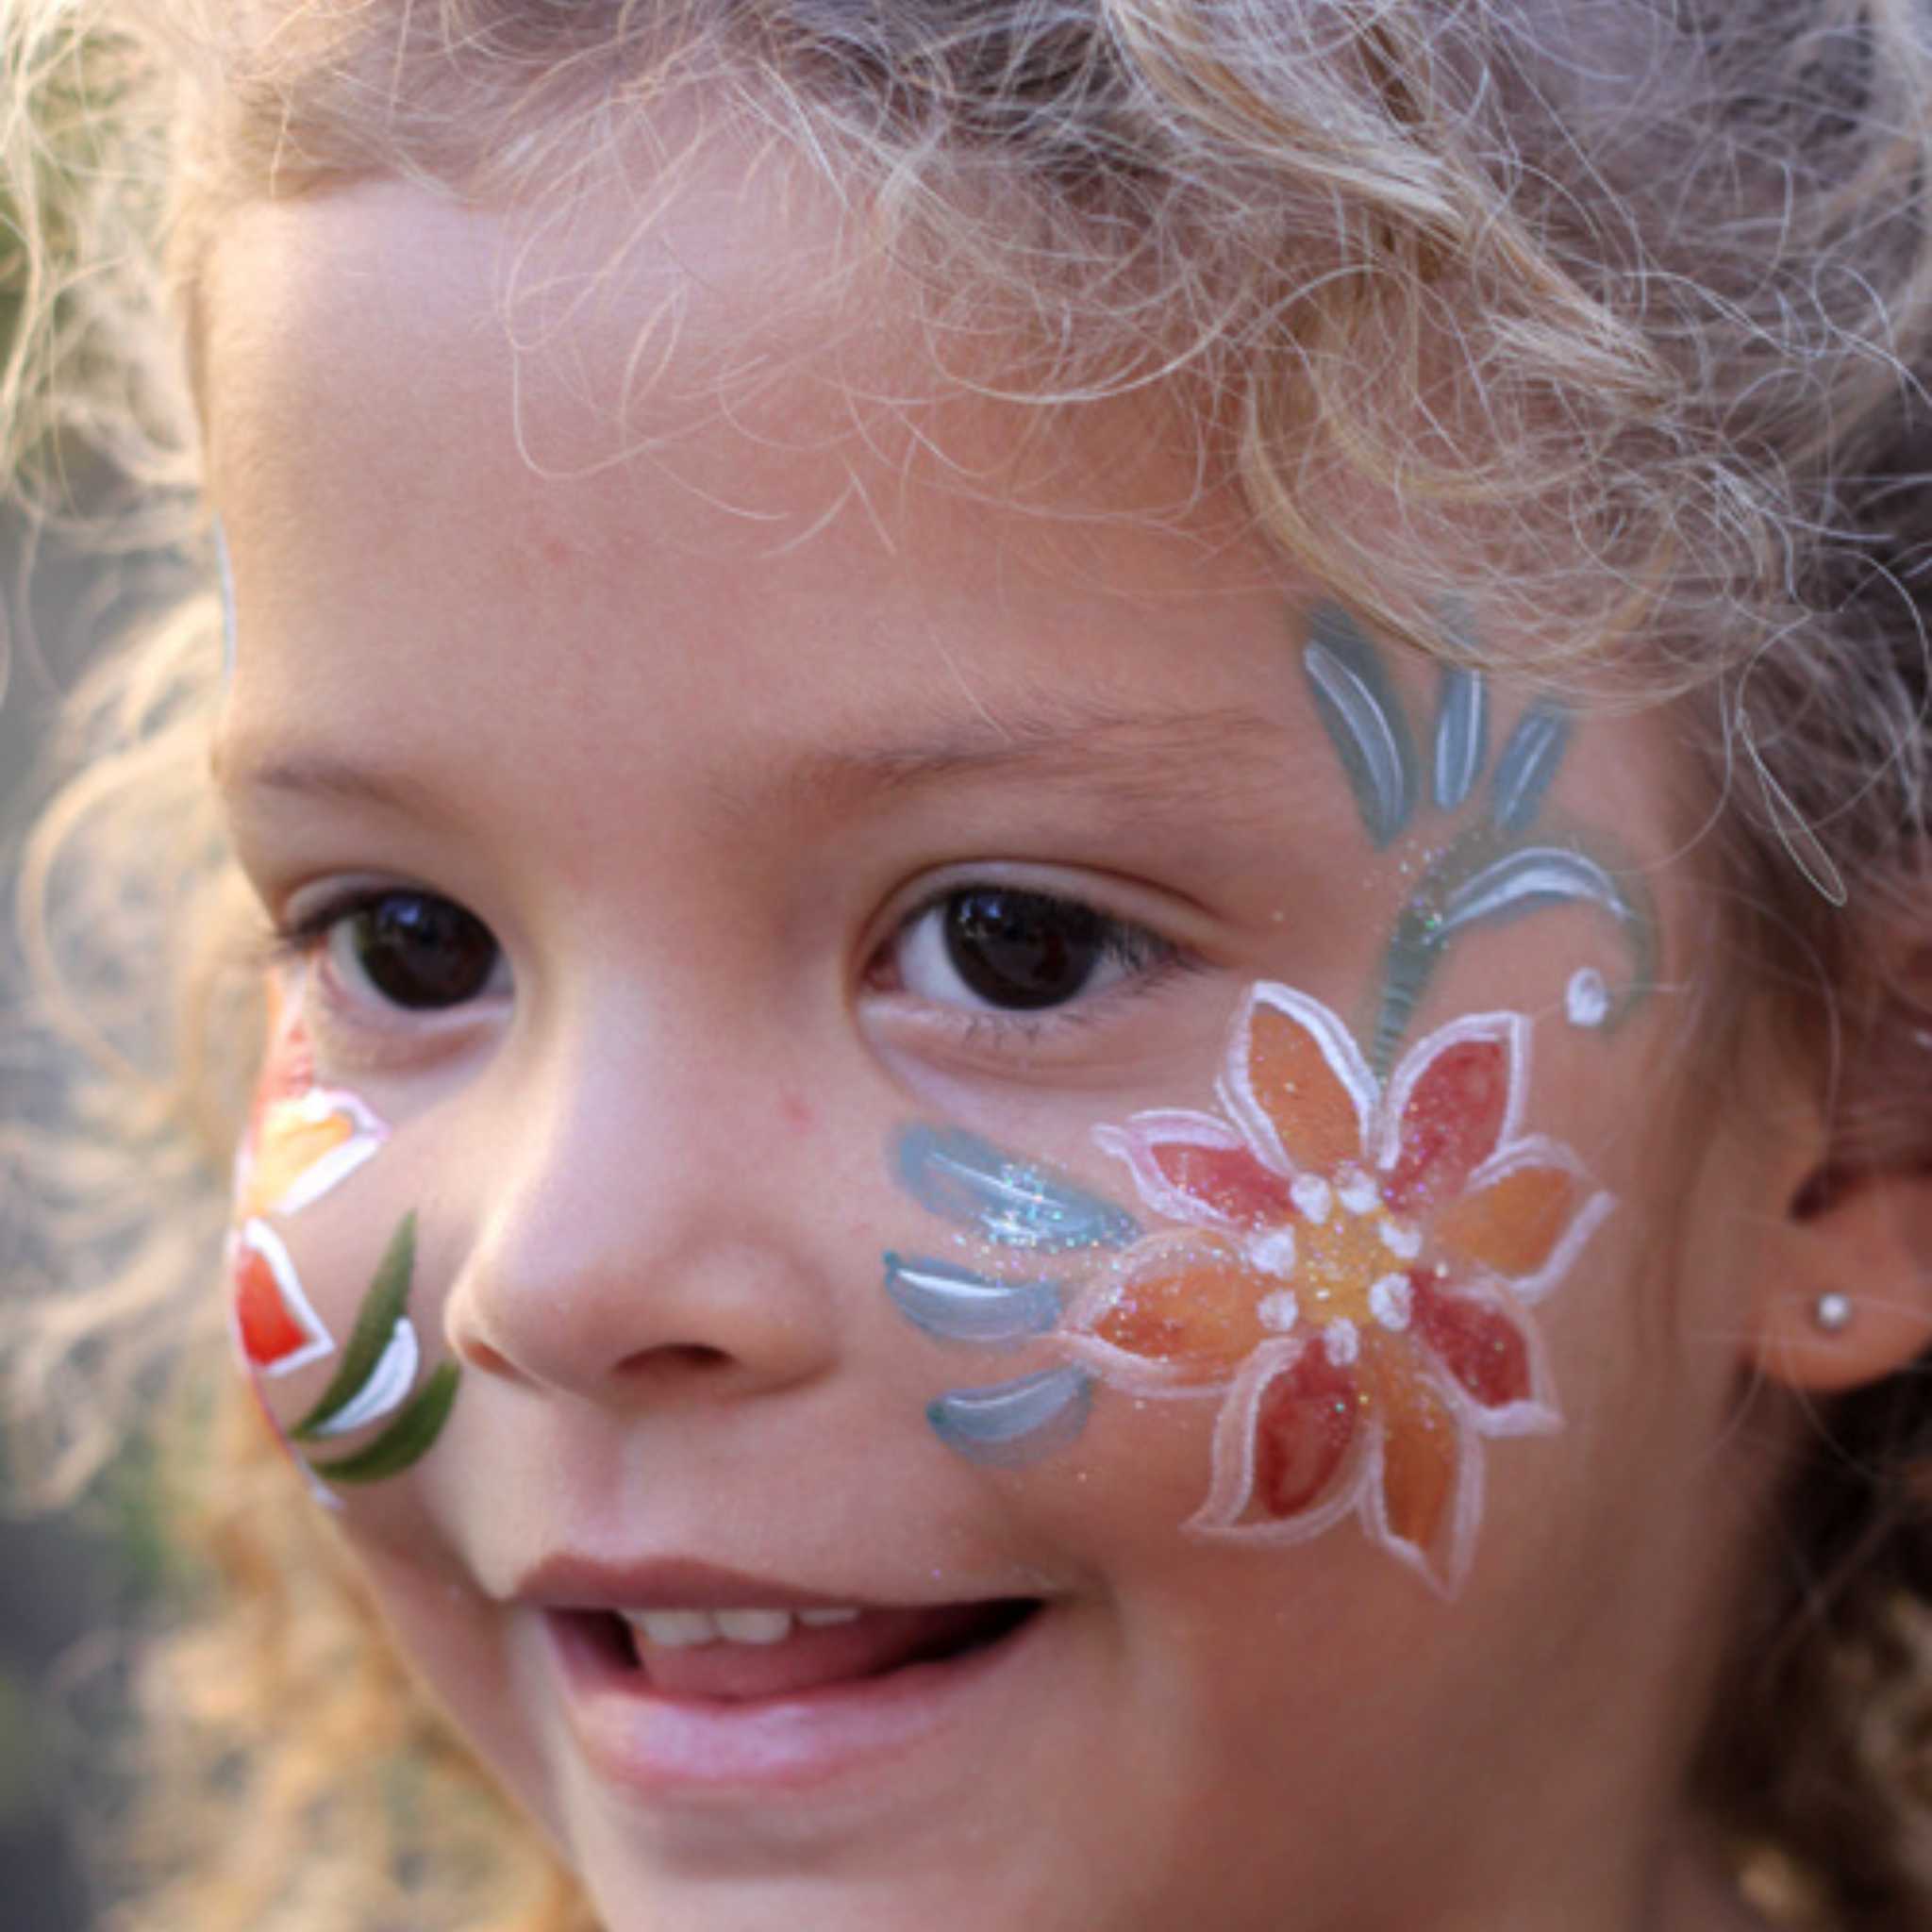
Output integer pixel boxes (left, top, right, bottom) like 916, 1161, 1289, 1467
5, 2, 1932, 1927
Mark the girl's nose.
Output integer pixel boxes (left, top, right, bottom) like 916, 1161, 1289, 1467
442, 1007, 846, 1406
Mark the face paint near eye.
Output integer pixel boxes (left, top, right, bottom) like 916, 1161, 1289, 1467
232, 1218, 336, 1375
1297, 601, 1658, 1074
229, 978, 461, 1490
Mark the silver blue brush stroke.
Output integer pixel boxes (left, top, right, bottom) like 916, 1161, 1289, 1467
1431, 665, 1488, 810
1368, 827, 1657, 1074
1437, 844, 1634, 935
884, 1253, 1064, 1346
1489, 702, 1572, 832
214, 516, 238, 682
1302, 603, 1419, 847
895, 1124, 1139, 1253
928, 1367, 1095, 1465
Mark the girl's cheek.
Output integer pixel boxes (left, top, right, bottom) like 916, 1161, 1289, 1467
226, 971, 462, 1507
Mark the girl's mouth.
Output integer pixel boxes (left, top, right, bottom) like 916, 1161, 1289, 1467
542, 1591, 1054, 1797
565, 1596, 1041, 1704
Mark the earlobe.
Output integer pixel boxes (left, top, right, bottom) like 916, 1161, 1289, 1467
1751, 1169, 1932, 1393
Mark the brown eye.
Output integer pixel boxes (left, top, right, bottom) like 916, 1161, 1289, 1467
941, 889, 1108, 1009
330, 891, 506, 1011
891, 886, 1170, 1015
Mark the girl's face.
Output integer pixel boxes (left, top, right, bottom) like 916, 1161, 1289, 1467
207, 158, 1795, 1932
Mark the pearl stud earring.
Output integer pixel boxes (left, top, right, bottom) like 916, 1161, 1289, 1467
1812, 1291, 1853, 1335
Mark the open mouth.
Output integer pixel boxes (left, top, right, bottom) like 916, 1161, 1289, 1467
562, 1596, 1043, 1706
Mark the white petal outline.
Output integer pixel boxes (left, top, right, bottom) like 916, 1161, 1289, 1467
1416, 1274, 1563, 1439
260, 1087, 390, 1214
1091, 1110, 1278, 1234
232, 1217, 336, 1377
305, 1319, 421, 1437
1187, 1336, 1374, 1541
1374, 1008, 1529, 1176
1057, 1231, 1250, 1399
1447, 1134, 1614, 1306
1216, 981, 1378, 1178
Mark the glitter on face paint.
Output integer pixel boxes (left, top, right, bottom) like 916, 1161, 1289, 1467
1065, 981, 1607, 1593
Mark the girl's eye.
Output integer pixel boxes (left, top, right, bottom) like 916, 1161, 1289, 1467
891, 887, 1170, 1013
319, 891, 508, 1011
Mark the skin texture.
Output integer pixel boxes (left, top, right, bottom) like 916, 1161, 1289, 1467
201, 132, 1860, 1932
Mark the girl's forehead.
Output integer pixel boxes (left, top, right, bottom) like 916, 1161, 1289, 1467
200, 163, 1235, 555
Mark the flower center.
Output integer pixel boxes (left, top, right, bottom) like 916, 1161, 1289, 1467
1288, 1168, 1419, 1336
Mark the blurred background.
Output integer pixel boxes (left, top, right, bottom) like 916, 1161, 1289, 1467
2, 508, 147, 1931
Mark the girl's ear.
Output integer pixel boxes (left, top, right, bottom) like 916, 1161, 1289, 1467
1752, 1166, 1932, 1392
1747, 953, 1932, 1393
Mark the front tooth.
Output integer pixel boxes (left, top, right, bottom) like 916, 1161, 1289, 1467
630, 1608, 719, 1649
714, 1608, 794, 1644
798, 1607, 862, 1627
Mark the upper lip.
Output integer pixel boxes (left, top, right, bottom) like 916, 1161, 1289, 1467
511, 1554, 921, 1613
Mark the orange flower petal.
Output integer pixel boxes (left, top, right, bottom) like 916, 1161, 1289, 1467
247, 1106, 355, 1213
1245, 996, 1367, 1174
1363, 1334, 1459, 1557
1087, 1239, 1274, 1384
1436, 1161, 1583, 1282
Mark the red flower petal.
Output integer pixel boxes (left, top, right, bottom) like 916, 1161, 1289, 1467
1413, 1276, 1532, 1410
1150, 1141, 1298, 1228
235, 1244, 311, 1369
1253, 1345, 1359, 1519
1384, 1029, 1514, 1212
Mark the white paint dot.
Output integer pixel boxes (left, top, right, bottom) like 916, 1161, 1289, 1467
1291, 1174, 1333, 1223
1323, 1319, 1360, 1367
1336, 1169, 1380, 1216
1566, 967, 1609, 1029
1249, 1228, 1298, 1278
1369, 1274, 1413, 1331
1257, 1291, 1300, 1333
1380, 1219, 1423, 1260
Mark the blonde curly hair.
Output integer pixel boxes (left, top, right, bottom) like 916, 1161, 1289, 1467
4, 3, 1932, 1926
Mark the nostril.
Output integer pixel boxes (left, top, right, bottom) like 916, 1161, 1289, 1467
616, 1342, 736, 1377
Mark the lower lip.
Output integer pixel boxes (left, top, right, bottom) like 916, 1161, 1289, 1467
545, 1605, 1048, 1800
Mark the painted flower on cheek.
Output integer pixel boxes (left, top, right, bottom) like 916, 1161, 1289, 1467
225, 977, 458, 1488
1063, 982, 1611, 1593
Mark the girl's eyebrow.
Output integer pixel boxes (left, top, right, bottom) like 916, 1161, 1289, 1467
765, 704, 1295, 818
216, 704, 1299, 825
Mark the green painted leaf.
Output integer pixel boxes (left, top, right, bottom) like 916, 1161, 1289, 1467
291, 1212, 417, 1441
307, 1362, 461, 1486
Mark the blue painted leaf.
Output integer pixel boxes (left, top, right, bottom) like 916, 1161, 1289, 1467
1368, 828, 1657, 1074
1489, 703, 1572, 831
1431, 665, 1488, 811
927, 1367, 1095, 1466
894, 1124, 1138, 1252
1302, 603, 1419, 846
885, 1253, 1064, 1346
1437, 843, 1636, 935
